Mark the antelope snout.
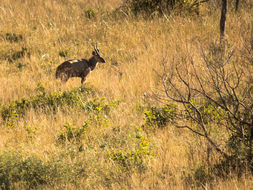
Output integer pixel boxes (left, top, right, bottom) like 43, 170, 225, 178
101, 58, 106, 63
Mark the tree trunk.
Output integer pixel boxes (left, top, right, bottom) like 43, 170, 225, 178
249, 126, 253, 164
220, 0, 227, 42
235, 0, 239, 12
249, 114, 253, 165
251, 26, 253, 51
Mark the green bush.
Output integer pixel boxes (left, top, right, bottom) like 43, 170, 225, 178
1, 47, 30, 63
25, 125, 38, 139
122, 0, 203, 16
58, 122, 88, 144
1, 88, 122, 125
85, 9, 97, 19
124, 0, 164, 15
59, 48, 70, 58
1, 87, 91, 123
108, 132, 153, 172
185, 99, 227, 125
182, 163, 213, 187
5, 33, 23, 43
144, 104, 177, 128
85, 97, 119, 116
0, 150, 78, 190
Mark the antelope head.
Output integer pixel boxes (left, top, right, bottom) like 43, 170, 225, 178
92, 44, 105, 63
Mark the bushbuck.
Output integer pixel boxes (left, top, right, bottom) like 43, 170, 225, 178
56, 45, 105, 84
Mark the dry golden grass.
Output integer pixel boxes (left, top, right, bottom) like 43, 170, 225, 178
0, 0, 253, 189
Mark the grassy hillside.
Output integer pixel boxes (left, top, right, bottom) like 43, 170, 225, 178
0, 0, 252, 189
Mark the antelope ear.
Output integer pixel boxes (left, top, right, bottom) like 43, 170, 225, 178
92, 51, 96, 55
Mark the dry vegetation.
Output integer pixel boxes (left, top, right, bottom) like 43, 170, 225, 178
0, 0, 253, 189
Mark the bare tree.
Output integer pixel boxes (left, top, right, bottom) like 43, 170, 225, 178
158, 44, 253, 165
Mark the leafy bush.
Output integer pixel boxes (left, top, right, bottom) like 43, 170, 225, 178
108, 131, 153, 172
182, 163, 213, 187
124, 0, 165, 16
9, 47, 28, 61
59, 48, 70, 57
1, 47, 30, 63
0, 150, 78, 190
85, 97, 119, 115
1, 88, 121, 123
5, 33, 23, 43
122, 0, 204, 16
185, 99, 227, 125
1, 88, 120, 131
58, 122, 88, 144
144, 104, 177, 128
1, 87, 90, 123
25, 125, 38, 139
85, 9, 97, 19
16, 62, 27, 70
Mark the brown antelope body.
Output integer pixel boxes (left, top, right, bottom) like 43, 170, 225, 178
56, 46, 105, 84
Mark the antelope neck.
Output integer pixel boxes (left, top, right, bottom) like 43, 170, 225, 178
88, 56, 98, 70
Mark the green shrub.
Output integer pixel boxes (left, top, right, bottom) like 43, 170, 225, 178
25, 125, 38, 139
5, 33, 23, 43
226, 133, 250, 164
122, 0, 203, 16
0, 150, 78, 190
85, 97, 119, 114
1, 88, 122, 125
85, 9, 97, 19
10, 47, 28, 61
1, 88, 121, 129
16, 62, 27, 70
0, 45, 30, 63
144, 104, 177, 128
182, 163, 213, 187
185, 99, 227, 125
58, 122, 88, 144
59, 48, 70, 57
124, 0, 164, 16
108, 132, 153, 172
3, 110, 19, 128
84, 97, 120, 125
1, 87, 90, 123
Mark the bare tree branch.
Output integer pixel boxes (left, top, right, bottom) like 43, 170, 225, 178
175, 125, 205, 136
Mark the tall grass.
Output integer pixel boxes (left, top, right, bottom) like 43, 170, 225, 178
0, 0, 252, 189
